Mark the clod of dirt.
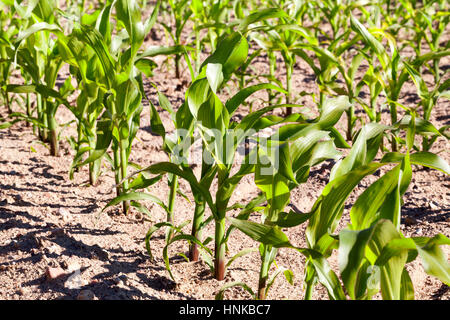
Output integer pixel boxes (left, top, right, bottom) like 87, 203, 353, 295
50, 227, 67, 238
58, 208, 71, 222
404, 217, 419, 226
77, 289, 96, 300
45, 267, 66, 281
91, 245, 110, 261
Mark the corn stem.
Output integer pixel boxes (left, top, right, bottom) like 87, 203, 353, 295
189, 198, 205, 261
119, 140, 130, 214
165, 174, 178, 241
214, 216, 226, 280
285, 61, 293, 116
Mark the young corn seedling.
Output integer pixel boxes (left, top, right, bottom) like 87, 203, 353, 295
53, 8, 113, 186
131, 10, 306, 269
6, 0, 75, 156
190, 0, 235, 54
60, 1, 182, 186
400, 0, 449, 84
349, 14, 410, 151
0, 3, 18, 117
159, 0, 192, 78
65, 0, 164, 214
292, 42, 366, 141
122, 30, 289, 280
222, 95, 350, 299
249, 6, 318, 115
402, 61, 450, 152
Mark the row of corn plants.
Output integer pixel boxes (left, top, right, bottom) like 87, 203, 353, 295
0, 0, 449, 300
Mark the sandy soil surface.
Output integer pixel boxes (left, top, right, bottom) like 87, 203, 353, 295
0, 5, 449, 301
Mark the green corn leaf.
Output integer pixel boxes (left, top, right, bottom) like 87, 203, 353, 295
228, 217, 292, 248
96, 1, 115, 45
130, 200, 152, 218
274, 211, 311, 228
414, 234, 450, 285
329, 127, 351, 149
306, 163, 386, 249
141, 162, 216, 217
375, 238, 417, 266
215, 282, 256, 300
290, 130, 331, 171
14, 0, 39, 19
299, 140, 341, 174
329, 126, 368, 181
33, 0, 55, 21
339, 228, 372, 300
103, 191, 167, 212
15, 22, 61, 44
201, 32, 248, 80
403, 61, 430, 101
135, 58, 157, 77
77, 118, 113, 167
367, 220, 407, 300
298, 249, 347, 300
238, 8, 288, 32
0, 118, 21, 129
382, 151, 450, 175
400, 269, 415, 300
349, 164, 401, 230
317, 96, 351, 129
395, 115, 440, 136
75, 24, 116, 89
205, 63, 223, 94
145, 221, 179, 260
197, 93, 228, 133
265, 266, 289, 297
350, 15, 388, 70
137, 45, 188, 59
412, 50, 450, 67
115, 0, 145, 61
80, 9, 101, 26
144, 0, 160, 35
225, 83, 287, 115
187, 78, 210, 118
148, 99, 165, 138
115, 79, 141, 116
226, 248, 259, 269
128, 173, 163, 190
255, 167, 290, 217
163, 234, 213, 280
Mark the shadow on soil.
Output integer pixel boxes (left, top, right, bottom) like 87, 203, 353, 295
0, 203, 195, 299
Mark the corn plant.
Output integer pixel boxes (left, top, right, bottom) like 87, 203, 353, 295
159, 0, 192, 78
0, 3, 18, 117
114, 31, 290, 280
249, 6, 318, 115
218, 96, 351, 299
228, 113, 450, 299
302, 116, 450, 299
402, 61, 450, 152
399, 0, 449, 84
292, 41, 365, 141
61, 0, 163, 214
5, 0, 75, 156
349, 14, 409, 151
